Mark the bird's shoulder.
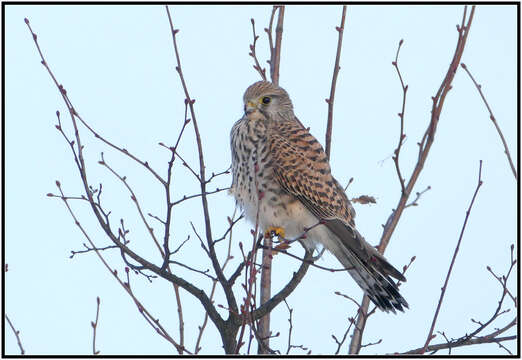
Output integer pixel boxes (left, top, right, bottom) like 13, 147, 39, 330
268, 117, 355, 224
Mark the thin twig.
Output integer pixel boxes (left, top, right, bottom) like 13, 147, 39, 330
169, 260, 217, 281
391, 39, 408, 194
344, 177, 354, 191
335, 291, 362, 308
249, 18, 267, 81
460, 63, 517, 180
284, 300, 294, 355
332, 314, 358, 355
361, 338, 382, 349
70, 243, 119, 258
282, 299, 310, 354
170, 187, 228, 207
325, 5, 347, 160
213, 214, 244, 245
486, 264, 516, 305
91, 297, 101, 355
99, 153, 162, 254
403, 333, 516, 354
170, 235, 190, 256
421, 160, 483, 353
404, 185, 431, 208
5, 314, 25, 355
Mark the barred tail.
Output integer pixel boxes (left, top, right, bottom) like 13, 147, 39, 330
325, 219, 409, 313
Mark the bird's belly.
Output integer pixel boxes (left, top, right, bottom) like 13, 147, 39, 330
236, 187, 323, 251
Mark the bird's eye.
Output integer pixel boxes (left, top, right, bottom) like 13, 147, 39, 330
261, 96, 271, 104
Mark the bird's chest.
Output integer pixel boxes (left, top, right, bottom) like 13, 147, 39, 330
231, 120, 273, 205
231, 120, 307, 234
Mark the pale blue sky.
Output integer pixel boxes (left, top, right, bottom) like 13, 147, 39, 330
5, 4, 517, 355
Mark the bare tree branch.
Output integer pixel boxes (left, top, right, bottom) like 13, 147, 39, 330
460, 63, 517, 180
404, 185, 431, 208
325, 5, 347, 160
5, 314, 25, 355
421, 160, 483, 353
349, 6, 476, 353
249, 18, 267, 81
284, 300, 310, 354
405, 336, 516, 355
403, 322, 516, 355
91, 297, 101, 355
391, 39, 408, 194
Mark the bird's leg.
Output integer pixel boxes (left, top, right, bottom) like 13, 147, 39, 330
264, 226, 291, 253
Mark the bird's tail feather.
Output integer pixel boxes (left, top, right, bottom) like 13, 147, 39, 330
325, 219, 409, 313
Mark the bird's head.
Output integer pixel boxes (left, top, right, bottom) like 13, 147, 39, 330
242, 81, 293, 119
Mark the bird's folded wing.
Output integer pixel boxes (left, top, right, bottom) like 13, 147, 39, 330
269, 118, 406, 283
269, 118, 354, 223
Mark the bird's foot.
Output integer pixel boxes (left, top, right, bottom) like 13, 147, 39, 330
264, 226, 285, 240
265, 226, 290, 254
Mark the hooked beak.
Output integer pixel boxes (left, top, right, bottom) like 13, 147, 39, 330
244, 100, 258, 115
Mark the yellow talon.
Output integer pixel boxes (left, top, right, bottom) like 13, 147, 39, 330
265, 227, 289, 256
264, 226, 285, 240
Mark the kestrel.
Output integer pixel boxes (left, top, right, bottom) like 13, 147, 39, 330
230, 81, 408, 313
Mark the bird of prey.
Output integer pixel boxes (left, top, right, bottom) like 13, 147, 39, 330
229, 81, 408, 313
